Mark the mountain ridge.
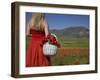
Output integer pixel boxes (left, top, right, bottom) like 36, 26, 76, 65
50, 26, 89, 38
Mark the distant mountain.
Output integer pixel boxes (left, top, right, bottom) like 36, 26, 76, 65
50, 26, 89, 38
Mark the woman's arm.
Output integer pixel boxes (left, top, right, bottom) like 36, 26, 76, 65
26, 23, 31, 36
43, 20, 49, 37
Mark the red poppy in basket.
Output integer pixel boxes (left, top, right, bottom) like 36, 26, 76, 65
41, 33, 61, 48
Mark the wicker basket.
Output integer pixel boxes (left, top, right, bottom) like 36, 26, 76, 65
43, 34, 58, 56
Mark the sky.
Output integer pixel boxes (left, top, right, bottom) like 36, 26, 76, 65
26, 12, 89, 30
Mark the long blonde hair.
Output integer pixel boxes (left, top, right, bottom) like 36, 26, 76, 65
28, 13, 45, 31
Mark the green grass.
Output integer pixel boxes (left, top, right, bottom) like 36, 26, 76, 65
26, 36, 89, 48
26, 36, 32, 49
58, 37, 89, 48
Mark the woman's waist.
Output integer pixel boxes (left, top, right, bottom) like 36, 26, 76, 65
31, 35, 45, 40
31, 37, 44, 44
32, 34, 45, 38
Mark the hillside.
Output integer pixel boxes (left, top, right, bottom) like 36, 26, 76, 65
50, 26, 89, 38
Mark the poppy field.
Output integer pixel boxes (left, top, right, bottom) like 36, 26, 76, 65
26, 36, 89, 66
51, 48, 89, 66
51, 37, 89, 66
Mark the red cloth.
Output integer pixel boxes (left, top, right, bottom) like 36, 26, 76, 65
26, 29, 50, 67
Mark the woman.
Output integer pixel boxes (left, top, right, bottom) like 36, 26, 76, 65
26, 13, 51, 67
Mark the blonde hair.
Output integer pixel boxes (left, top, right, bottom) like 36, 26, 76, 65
28, 13, 45, 31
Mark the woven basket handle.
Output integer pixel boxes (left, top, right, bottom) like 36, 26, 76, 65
51, 33, 58, 41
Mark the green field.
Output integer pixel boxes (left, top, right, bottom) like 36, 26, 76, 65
58, 37, 89, 48
26, 36, 89, 48
26, 36, 89, 66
